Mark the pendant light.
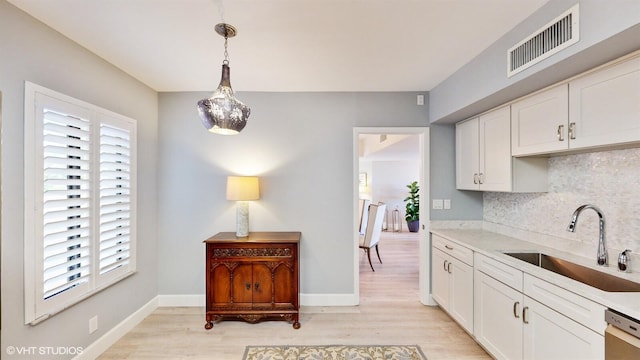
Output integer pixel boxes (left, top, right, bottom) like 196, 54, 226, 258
197, 23, 250, 135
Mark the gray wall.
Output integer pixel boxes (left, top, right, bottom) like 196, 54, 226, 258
157, 91, 434, 296
430, 0, 640, 124
0, 1, 158, 358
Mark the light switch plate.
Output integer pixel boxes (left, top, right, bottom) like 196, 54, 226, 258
432, 199, 443, 209
444, 199, 451, 209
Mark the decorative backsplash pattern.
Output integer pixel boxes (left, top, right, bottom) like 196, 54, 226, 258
484, 148, 640, 261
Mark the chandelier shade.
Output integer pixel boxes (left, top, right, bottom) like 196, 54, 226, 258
196, 23, 250, 135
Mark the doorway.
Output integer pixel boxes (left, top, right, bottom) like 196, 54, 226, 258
353, 127, 435, 306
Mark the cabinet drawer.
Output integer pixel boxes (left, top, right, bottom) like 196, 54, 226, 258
475, 253, 523, 291
433, 234, 473, 266
524, 274, 607, 335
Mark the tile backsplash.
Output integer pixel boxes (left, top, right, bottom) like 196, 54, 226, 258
484, 147, 640, 263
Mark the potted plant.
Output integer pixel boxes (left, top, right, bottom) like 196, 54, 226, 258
404, 181, 420, 232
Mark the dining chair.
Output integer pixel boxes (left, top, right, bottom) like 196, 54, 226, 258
359, 203, 386, 271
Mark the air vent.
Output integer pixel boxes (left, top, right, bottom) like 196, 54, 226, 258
508, 4, 579, 77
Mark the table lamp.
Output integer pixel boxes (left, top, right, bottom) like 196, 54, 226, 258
226, 176, 260, 237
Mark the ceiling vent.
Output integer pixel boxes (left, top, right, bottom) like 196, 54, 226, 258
507, 4, 580, 77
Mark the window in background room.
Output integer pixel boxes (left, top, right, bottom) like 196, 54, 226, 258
24, 82, 137, 324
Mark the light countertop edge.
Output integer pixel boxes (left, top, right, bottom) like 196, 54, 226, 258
430, 228, 640, 323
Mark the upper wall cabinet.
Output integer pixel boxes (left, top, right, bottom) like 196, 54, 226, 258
568, 55, 640, 150
511, 84, 569, 156
456, 106, 547, 192
512, 54, 640, 156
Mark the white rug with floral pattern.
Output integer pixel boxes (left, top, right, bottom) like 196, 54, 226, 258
242, 344, 427, 360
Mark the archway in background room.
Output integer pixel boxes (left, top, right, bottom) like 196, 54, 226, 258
353, 127, 434, 306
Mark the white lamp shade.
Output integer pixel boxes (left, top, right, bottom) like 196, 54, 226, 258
226, 176, 260, 201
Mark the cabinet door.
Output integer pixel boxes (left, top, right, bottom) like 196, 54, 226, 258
523, 297, 604, 360
475, 270, 523, 360
511, 84, 569, 156
449, 258, 473, 334
479, 106, 512, 191
456, 118, 479, 190
230, 263, 254, 305
569, 55, 640, 150
251, 263, 274, 305
431, 248, 450, 309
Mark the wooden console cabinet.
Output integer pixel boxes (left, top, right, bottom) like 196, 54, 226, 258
203, 231, 300, 329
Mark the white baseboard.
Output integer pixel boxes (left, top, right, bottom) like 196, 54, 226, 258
300, 293, 358, 306
74, 296, 159, 360
157, 294, 205, 307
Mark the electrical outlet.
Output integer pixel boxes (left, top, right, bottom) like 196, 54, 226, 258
416, 94, 425, 106
89, 316, 98, 334
444, 199, 451, 210
432, 199, 443, 209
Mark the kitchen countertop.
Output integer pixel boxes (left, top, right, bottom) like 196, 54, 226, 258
431, 228, 640, 322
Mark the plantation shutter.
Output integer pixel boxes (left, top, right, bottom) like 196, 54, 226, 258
25, 82, 137, 324
42, 109, 92, 299
99, 123, 132, 276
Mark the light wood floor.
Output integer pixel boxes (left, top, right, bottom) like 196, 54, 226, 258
98, 231, 490, 359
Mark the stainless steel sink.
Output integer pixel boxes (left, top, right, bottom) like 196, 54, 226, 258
503, 252, 640, 292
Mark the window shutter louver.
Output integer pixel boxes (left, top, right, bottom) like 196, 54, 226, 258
99, 124, 132, 275
42, 110, 92, 299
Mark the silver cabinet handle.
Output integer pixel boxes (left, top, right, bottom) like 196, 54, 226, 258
445, 245, 454, 250
569, 122, 576, 140
478, 173, 484, 184
447, 262, 452, 274
557, 125, 565, 141
523, 306, 529, 324
443, 260, 448, 272
473, 173, 479, 184
513, 301, 520, 318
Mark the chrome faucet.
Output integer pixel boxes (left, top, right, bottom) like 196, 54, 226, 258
567, 204, 607, 266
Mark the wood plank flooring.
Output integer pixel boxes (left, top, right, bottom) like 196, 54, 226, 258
98, 231, 490, 359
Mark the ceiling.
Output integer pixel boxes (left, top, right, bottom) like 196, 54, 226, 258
8, 0, 549, 92
360, 134, 419, 161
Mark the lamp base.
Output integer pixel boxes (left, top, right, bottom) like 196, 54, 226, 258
236, 201, 249, 237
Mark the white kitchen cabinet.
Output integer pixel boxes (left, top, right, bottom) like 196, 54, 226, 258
456, 106, 548, 192
432, 248, 450, 308
568, 54, 640, 150
523, 296, 604, 360
511, 53, 640, 156
475, 269, 523, 360
431, 235, 474, 334
511, 84, 569, 156
456, 117, 480, 190
474, 253, 605, 360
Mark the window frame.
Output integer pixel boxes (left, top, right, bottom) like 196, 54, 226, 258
24, 82, 137, 325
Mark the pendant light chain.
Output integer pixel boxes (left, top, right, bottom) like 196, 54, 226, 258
223, 35, 230, 65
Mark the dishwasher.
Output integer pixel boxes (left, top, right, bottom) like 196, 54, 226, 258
605, 309, 640, 359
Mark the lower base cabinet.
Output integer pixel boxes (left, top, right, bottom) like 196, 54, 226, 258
432, 248, 474, 333
431, 235, 474, 334
474, 270, 523, 360
474, 254, 604, 360
524, 296, 603, 360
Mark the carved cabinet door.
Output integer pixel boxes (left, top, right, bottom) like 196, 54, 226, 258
230, 263, 253, 305
251, 263, 274, 305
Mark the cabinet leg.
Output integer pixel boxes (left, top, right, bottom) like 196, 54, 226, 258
204, 321, 214, 330
293, 321, 301, 329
